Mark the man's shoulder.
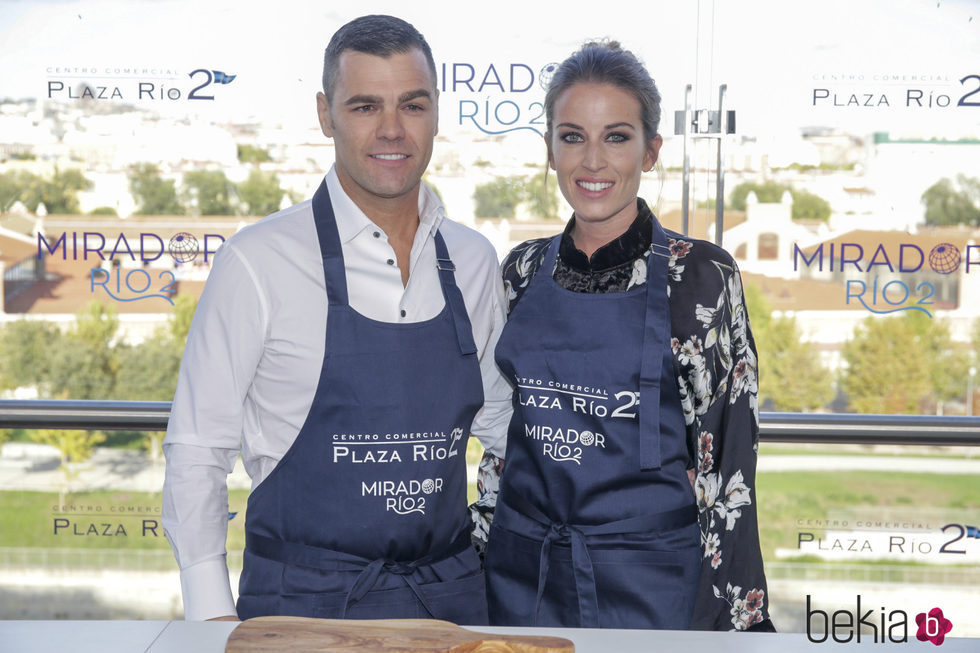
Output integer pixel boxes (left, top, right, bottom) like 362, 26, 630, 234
437, 218, 499, 264
224, 200, 315, 255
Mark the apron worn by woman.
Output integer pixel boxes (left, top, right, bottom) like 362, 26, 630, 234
486, 221, 701, 629
237, 180, 488, 624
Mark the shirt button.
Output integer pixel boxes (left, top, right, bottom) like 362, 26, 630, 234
373, 231, 381, 238
386, 259, 395, 266
400, 309, 407, 318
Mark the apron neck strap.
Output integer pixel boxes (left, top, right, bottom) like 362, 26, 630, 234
542, 234, 562, 279
312, 179, 349, 308
434, 231, 477, 356
313, 179, 477, 356
637, 219, 671, 471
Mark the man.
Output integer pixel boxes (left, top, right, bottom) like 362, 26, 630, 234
162, 15, 510, 624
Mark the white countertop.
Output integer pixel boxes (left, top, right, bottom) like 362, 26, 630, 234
0, 620, 975, 652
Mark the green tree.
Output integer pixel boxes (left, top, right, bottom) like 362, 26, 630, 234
730, 181, 791, 210
790, 190, 831, 222
13, 168, 92, 214
0, 170, 85, 212
842, 315, 931, 414
905, 313, 970, 405
523, 173, 559, 219
920, 175, 980, 227
237, 169, 285, 216
115, 336, 180, 462
744, 284, 833, 411
743, 283, 772, 334
114, 297, 196, 403
169, 294, 198, 345
473, 177, 524, 218
729, 181, 831, 222
116, 295, 196, 459
970, 319, 980, 414
31, 428, 106, 505
237, 144, 271, 163
129, 163, 183, 215
0, 319, 62, 394
0, 170, 27, 211
183, 169, 236, 216
758, 317, 835, 412
973, 318, 980, 366
47, 302, 120, 400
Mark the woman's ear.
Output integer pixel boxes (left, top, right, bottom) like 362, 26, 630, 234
643, 134, 664, 172
546, 134, 556, 171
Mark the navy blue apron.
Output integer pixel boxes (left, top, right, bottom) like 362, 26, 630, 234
486, 221, 701, 629
237, 180, 488, 624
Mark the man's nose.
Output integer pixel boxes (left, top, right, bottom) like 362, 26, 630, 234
377, 109, 405, 140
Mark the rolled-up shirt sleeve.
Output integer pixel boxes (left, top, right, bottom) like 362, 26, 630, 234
469, 262, 511, 459
162, 242, 267, 621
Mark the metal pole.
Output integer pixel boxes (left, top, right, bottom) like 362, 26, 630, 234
681, 84, 692, 236
714, 84, 727, 246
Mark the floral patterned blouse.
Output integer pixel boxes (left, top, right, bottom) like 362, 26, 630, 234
472, 198, 774, 632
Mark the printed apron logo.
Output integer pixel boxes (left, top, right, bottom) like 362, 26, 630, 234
516, 375, 641, 464
331, 427, 464, 463
360, 477, 444, 516
523, 425, 606, 464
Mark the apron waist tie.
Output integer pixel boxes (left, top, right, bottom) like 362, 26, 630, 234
246, 530, 471, 618
536, 521, 597, 628
501, 492, 698, 628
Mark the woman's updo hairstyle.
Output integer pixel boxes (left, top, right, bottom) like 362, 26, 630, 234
544, 40, 662, 143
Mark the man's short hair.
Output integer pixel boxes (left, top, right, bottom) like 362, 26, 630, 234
322, 15, 437, 102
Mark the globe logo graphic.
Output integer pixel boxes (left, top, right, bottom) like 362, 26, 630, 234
928, 243, 960, 275
169, 232, 199, 264
579, 430, 595, 446
539, 63, 560, 90
421, 479, 435, 494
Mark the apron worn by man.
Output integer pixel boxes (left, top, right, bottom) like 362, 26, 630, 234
237, 181, 488, 624
486, 221, 701, 629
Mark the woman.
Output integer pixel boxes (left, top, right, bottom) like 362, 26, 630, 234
483, 41, 773, 631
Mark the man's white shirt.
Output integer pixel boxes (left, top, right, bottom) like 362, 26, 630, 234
162, 167, 511, 620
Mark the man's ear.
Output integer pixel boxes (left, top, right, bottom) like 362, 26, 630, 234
316, 92, 334, 138
433, 88, 440, 138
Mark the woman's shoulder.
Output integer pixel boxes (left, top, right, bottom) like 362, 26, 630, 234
660, 225, 740, 285
501, 236, 554, 313
502, 236, 552, 272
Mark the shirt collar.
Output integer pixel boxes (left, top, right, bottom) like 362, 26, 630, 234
559, 199, 654, 272
324, 165, 445, 244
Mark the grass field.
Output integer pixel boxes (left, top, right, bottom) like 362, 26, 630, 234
755, 471, 980, 562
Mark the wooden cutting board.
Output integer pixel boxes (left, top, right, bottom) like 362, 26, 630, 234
225, 616, 574, 652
